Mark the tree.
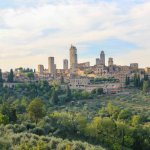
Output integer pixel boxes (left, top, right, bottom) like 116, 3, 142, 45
9, 107, 17, 122
26, 72, 34, 81
143, 80, 149, 93
66, 85, 71, 101
0, 69, 3, 88
50, 89, 59, 105
125, 75, 130, 86
0, 69, 3, 83
7, 69, 14, 83
81, 91, 90, 99
131, 115, 142, 126
118, 109, 132, 121
28, 98, 45, 124
60, 75, 64, 84
106, 103, 120, 119
96, 88, 103, 95
0, 103, 17, 122
0, 113, 9, 125
133, 74, 140, 88
144, 74, 149, 81
91, 89, 96, 95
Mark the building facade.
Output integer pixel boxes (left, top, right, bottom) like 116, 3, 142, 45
38, 64, 44, 74
70, 45, 78, 72
78, 62, 90, 68
100, 51, 105, 65
130, 63, 138, 71
63, 59, 68, 70
48, 57, 55, 75
108, 58, 114, 66
96, 58, 100, 65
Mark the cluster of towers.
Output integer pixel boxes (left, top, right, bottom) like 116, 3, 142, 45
38, 45, 115, 76
45, 45, 78, 76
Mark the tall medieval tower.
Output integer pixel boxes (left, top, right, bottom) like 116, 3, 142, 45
100, 51, 105, 66
70, 45, 78, 70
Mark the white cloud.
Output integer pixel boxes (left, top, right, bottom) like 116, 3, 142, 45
0, 1, 150, 71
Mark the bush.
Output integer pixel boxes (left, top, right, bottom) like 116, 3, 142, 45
57, 141, 68, 150
25, 122, 36, 130
48, 137, 62, 149
30, 127, 45, 136
0, 138, 11, 150
14, 124, 26, 133
72, 141, 86, 150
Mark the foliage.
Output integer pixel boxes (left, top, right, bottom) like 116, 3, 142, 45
28, 98, 45, 123
0, 113, 9, 125
125, 75, 130, 86
0, 69, 3, 83
26, 72, 35, 81
0, 103, 17, 123
0, 83, 150, 150
143, 80, 149, 93
50, 89, 59, 105
7, 69, 14, 83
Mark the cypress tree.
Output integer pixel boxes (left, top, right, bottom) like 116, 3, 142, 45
143, 80, 149, 93
125, 75, 128, 86
0, 69, 3, 88
125, 75, 130, 86
137, 74, 140, 87
8, 69, 14, 83
50, 89, 59, 105
0, 69, 3, 83
66, 85, 71, 101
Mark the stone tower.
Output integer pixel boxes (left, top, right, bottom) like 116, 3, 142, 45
108, 58, 113, 66
48, 57, 55, 74
100, 51, 105, 66
63, 59, 68, 70
70, 45, 78, 70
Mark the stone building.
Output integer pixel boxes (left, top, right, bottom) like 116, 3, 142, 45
108, 58, 114, 66
70, 45, 78, 71
100, 51, 105, 65
63, 59, 68, 70
145, 67, 150, 75
38, 64, 44, 74
48, 57, 56, 76
94, 65, 108, 77
70, 77, 90, 89
78, 62, 90, 69
130, 63, 138, 71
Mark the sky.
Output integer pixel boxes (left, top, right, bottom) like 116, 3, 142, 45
0, 0, 150, 71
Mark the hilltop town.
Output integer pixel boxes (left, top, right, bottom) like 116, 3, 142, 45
1, 45, 150, 94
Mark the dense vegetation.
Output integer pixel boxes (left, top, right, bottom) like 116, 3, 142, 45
0, 80, 150, 150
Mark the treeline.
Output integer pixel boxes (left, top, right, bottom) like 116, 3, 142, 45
125, 74, 150, 92
0, 80, 103, 106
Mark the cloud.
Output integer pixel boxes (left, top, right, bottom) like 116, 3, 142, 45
0, 0, 150, 71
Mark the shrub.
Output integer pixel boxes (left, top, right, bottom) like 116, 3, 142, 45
0, 138, 11, 150
48, 137, 62, 149
30, 127, 45, 136
25, 122, 36, 130
14, 124, 26, 133
72, 141, 86, 150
